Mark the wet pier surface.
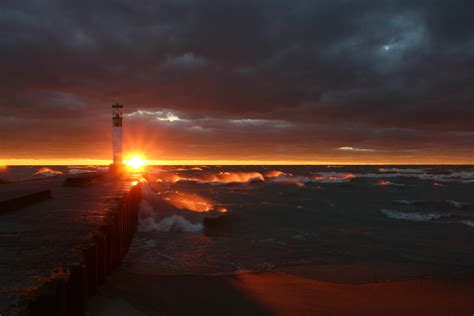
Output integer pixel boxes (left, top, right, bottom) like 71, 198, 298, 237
0, 172, 141, 315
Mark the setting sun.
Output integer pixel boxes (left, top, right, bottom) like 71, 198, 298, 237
125, 156, 146, 170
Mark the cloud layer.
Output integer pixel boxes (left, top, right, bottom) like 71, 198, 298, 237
0, 0, 473, 162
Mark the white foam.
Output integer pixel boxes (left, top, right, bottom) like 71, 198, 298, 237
356, 170, 474, 183
393, 200, 416, 205
138, 186, 204, 233
139, 215, 203, 232
379, 168, 424, 174
381, 209, 444, 222
462, 220, 474, 228
310, 172, 356, 183
269, 175, 309, 186
393, 199, 467, 209
315, 178, 352, 184
357, 173, 403, 178
68, 168, 93, 174
446, 200, 468, 209
34, 167, 63, 177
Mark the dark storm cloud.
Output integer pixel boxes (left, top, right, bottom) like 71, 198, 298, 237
0, 0, 473, 160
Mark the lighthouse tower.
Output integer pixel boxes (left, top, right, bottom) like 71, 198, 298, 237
111, 103, 123, 170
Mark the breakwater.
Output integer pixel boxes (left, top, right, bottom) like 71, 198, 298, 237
0, 173, 142, 315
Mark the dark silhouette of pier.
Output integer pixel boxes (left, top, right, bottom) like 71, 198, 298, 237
0, 172, 142, 315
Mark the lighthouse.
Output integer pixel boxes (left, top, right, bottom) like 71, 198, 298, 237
111, 103, 123, 170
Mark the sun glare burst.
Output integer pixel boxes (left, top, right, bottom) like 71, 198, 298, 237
125, 156, 146, 170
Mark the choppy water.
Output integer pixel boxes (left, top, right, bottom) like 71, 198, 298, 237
3, 165, 474, 279
131, 165, 474, 277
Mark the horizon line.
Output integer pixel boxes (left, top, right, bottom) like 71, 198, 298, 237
1, 158, 473, 166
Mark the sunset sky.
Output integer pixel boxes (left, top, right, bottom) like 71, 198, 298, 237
0, 1, 473, 165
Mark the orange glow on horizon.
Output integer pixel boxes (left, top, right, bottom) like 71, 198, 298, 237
0, 158, 472, 166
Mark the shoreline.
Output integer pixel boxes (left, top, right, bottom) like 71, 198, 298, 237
88, 266, 474, 315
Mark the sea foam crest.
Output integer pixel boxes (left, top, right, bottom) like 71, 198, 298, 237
462, 220, 474, 228
378, 168, 424, 174
139, 215, 203, 232
393, 199, 468, 209
381, 209, 444, 222
138, 185, 204, 233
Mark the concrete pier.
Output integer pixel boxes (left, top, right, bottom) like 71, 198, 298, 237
0, 172, 142, 315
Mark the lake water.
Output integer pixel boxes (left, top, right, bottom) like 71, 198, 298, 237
3, 165, 474, 281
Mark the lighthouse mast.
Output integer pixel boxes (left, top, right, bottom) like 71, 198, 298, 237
112, 103, 123, 169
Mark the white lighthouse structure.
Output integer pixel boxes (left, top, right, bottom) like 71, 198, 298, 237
111, 103, 123, 171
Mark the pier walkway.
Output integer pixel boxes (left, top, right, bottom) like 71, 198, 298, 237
0, 172, 142, 315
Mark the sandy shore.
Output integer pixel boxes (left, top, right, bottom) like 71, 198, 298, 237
88, 267, 474, 315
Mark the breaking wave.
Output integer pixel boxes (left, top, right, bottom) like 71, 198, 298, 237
447, 200, 468, 209
35, 167, 63, 177
68, 168, 94, 174
148, 168, 474, 188
198, 172, 264, 184
354, 170, 474, 183
393, 199, 468, 209
138, 181, 225, 233
265, 170, 289, 178
268, 171, 355, 186
375, 179, 405, 186
312, 172, 356, 183
381, 209, 445, 222
379, 168, 425, 174
139, 215, 203, 232
164, 191, 227, 213
462, 220, 474, 228
152, 171, 264, 184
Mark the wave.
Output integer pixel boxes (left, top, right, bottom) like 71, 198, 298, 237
139, 215, 203, 232
34, 167, 63, 177
153, 169, 360, 186
138, 181, 224, 233
68, 168, 94, 174
164, 191, 227, 213
152, 171, 264, 184
312, 172, 356, 183
265, 170, 289, 178
138, 199, 203, 232
357, 173, 407, 178
393, 199, 468, 209
356, 170, 474, 183
375, 179, 405, 186
267, 172, 355, 186
380, 209, 445, 222
197, 172, 265, 184
382, 206, 474, 228
148, 167, 474, 188
378, 168, 425, 174
462, 220, 474, 228
268, 174, 307, 187
416, 172, 474, 183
